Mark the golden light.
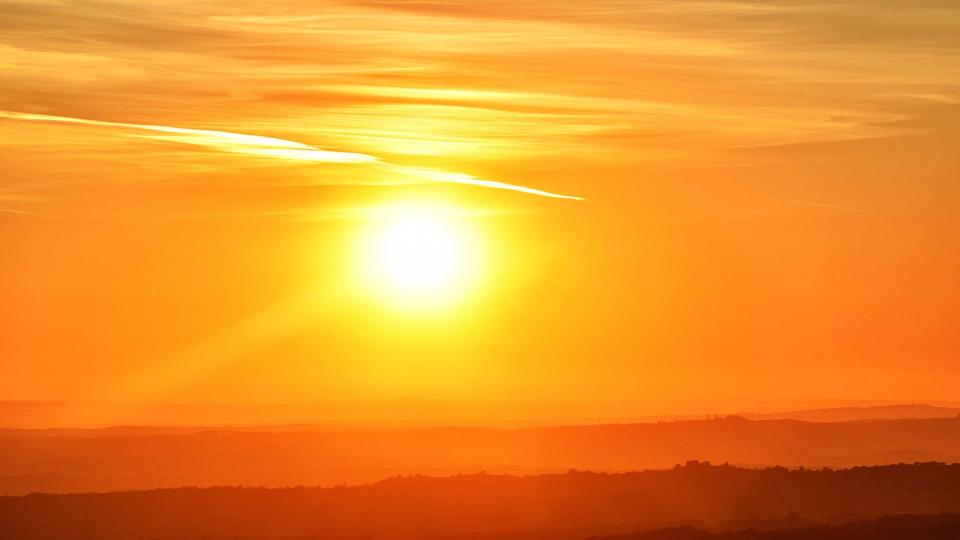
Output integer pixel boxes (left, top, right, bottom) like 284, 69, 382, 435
356, 201, 484, 308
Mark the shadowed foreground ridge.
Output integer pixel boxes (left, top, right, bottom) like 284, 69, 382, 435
3, 462, 960, 539
590, 514, 960, 540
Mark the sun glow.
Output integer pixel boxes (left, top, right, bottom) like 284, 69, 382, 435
357, 202, 483, 307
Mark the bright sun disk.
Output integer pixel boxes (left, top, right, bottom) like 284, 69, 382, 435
358, 202, 481, 306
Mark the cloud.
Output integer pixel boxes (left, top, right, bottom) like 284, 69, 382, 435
387, 166, 582, 200
0, 208, 38, 216
0, 110, 376, 163
0, 0, 227, 51
1, 0, 957, 213
0, 110, 582, 200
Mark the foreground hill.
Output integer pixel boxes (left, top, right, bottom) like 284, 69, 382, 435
2, 416, 960, 494
591, 514, 960, 540
3, 463, 960, 539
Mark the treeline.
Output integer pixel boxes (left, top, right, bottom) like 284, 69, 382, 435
3, 462, 960, 539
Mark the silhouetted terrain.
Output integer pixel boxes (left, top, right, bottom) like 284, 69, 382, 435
751, 404, 960, 423
2, 416, 960, 494
590, 514, 960, 540
5, 400, 955, 429
3, 463, 960, 539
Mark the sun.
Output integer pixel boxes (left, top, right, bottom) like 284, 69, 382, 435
375, 211, 460, 292
357, 202, 482, 307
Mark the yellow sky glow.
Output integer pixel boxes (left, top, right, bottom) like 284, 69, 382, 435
1, 0, 959, 414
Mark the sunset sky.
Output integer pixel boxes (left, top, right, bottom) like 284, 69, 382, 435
1, 0, 959, 420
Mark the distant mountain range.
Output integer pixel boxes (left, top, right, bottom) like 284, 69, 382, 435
2, 415, 959, 495
3, 463, 960, 539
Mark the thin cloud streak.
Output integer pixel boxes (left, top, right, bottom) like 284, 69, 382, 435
389, 166, 583, 201
0, 110, 376, 164
0, 208, 38, 216
0, 110, 582, 201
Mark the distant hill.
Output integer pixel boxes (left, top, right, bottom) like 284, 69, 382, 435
752, 404, 960, 423
4, 400, 955, 429
1, 416, 959, 494
3, 463, 960, 539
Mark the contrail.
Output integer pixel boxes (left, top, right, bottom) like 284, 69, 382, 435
0, 110, 582, 200
389, 166, 583, 200
1, 208, 38, 216
0, 110, 375, 164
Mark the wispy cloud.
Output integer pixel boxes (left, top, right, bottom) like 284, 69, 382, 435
1, 0, 958, 214
0, 208, 38, 216
387, 166, 582, 201
0, 110, 582, 200
0, 111, 376, 164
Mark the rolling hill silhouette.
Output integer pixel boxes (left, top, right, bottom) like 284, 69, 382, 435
2, 415, 959, 494
3, 463, 960, 539
588, 514, 960, 540
750, 404, 960, 423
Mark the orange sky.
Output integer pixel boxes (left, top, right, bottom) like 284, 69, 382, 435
1, 0, 959, 416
